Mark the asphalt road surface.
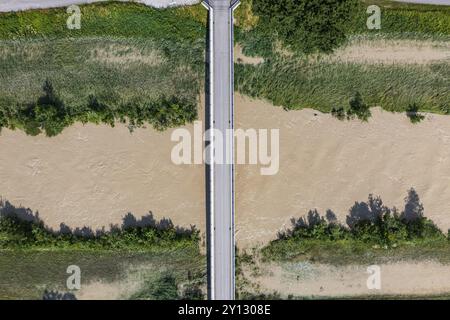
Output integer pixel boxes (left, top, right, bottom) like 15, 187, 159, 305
205, 0, 236, 300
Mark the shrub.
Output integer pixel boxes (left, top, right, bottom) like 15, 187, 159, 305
286, 209, 348, 242
252, 0, 360, 54
181, 283, 204, 300
331, 106, 346, 120
331, 94, 372, 122
347, 91, 371, 121
406, 103, 425, 124
149, 272, 179, 300
131, 272, 179, 300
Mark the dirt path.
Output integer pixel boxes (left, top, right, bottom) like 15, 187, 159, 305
253, 260, 450, 298
329, 38, 450, 64
234, 44, 264, 65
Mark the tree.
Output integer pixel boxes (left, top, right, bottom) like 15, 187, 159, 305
253, 0, 359, 54
34, 79, 71, 136
402, 188, 424, 222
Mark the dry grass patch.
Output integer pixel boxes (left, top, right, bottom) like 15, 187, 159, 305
327, 38, 450, 65
89, 44, 165, 67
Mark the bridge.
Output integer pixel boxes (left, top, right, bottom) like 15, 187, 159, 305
202, 0, 239, 300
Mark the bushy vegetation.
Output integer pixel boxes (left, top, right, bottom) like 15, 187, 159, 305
0, 211, 199, 251
263, 189, 448, 261
130, 271, 204, 300
0, 79, 197, 136
406, 102, 425, 124
331, 91, 371, 121
252, 0, 360, 54
131, 272, 179, 300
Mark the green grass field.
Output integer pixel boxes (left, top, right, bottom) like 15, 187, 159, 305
357, 0, 450, 36
236, 53, 449, 114
0, 248, 204, 299
0, 37, 201, 108
261, 238, 450, 265
0, 2, 206, 41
